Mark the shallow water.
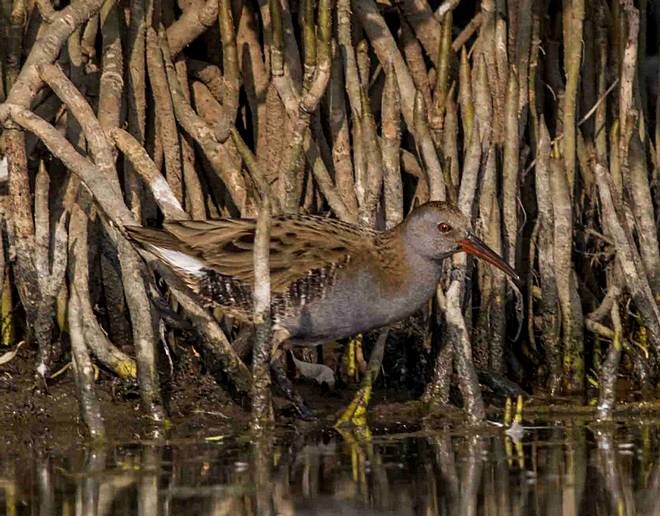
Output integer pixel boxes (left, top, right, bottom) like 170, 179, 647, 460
0, 419, 657, 515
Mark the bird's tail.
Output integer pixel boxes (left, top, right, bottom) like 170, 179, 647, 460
125, 225, 181, 251
124, 226, 206, 276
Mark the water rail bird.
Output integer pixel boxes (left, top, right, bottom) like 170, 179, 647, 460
126, 201, 519, 418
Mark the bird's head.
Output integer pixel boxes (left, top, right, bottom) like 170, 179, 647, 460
402, 202, 519, 282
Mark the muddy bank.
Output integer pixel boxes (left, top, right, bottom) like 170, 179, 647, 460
0, 347, 248, 448
1, 344, 658, 453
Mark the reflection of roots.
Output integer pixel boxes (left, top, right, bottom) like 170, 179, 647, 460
1, 0, 655, 438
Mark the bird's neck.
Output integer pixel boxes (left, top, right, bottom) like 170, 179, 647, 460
374, 226, 443, 292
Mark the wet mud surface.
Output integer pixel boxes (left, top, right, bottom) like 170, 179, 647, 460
0, 345, 658, 444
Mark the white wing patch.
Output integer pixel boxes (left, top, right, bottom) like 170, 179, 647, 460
153, 246, 206, 276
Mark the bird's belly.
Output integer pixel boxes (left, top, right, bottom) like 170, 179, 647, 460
282, 269, 437, 346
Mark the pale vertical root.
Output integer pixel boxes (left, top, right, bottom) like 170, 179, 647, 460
235, 124, 317, 420
594, 285, 622, 421
258, 83, 287, 187
561, 0, 585, 191
429, 9, 452, 145
445, 120, 485, 423
594, 3, 608, 163
125, 0, 146, 220
442, 89, 460, 196
617, 1, 639, 162
352, 115, 367, 209
447, 274, 485, 423
327, 50, 358, 214
535, 119, 561, 394
68, 204, 106, 441
412, 93, 446, 202
515, 0, 532, 121
146, 27, 183, 204
493, 1, 508, 135
422, 285, 452, 407
337, 0, 363, 118
381, 63, 403, 229
117, 237, 168, 425
4, 133, 68, 386
175, 61, 206, 220
549, 155, 584, 393
528, 11, 540, 145
458, 48, 475, 144
472, 54, 492, 147
592, 159, 660, 359
98, 0, 123, 132
502, 68, 519, 269
231, 128, 275, 430
399, 19, 432, 115
477, 0, 503, 142
215, 0, 240, 142
628, 135, 660, 295
358, 89, 384, 227
301, 0, 317, 89
477, 148, 505, 373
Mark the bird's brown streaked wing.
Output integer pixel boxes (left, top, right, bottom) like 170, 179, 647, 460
162, 216, 374, 293
125, 224, 255, 319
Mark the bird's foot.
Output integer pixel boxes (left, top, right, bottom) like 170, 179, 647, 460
270, 358, 317, 422
335, 381, 372, 428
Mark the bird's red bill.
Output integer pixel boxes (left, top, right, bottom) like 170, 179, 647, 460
458, 233, 520, 283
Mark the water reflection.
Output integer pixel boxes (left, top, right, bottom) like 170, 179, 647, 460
0, 421, 657, 515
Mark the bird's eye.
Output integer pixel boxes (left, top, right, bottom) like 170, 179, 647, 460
438, 223, 452, 233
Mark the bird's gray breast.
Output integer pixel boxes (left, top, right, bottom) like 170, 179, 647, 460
279, 259, 440, 346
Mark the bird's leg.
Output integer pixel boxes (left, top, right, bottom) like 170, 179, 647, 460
336, 329, 389, 427
341, 334, 366, 384
269, 329, 316, 421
